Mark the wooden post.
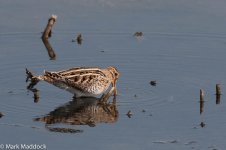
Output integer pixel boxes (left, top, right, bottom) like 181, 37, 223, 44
42, 15, 57, 59
200, 89, 204, 114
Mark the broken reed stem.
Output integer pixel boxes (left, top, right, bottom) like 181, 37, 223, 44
200, 99, 204, 114
200, 89, 204, 114
216, 84, 221, 104
216, 84, 221, 95
200, 89, 204, 102
216, 94, 221, 104
42, 15, 57, 40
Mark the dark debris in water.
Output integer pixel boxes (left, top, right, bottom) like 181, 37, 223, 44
170, 140, 178, 143
0, 112, 4, 118
150, 80, 157, 86
200, 122, 205, 128
72, 33, 83, 45
133, 32, 143, 37
8, 91, 14, 95
126, 110, 133, 118
77, 34, 83, 45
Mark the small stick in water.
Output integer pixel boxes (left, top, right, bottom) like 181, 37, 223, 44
216, 94, 221, 104
216, 84, 221, 95
41, 15, 57, 59
42, 15, 57, 40
77, 33, 83, 45
200, 89, 204, 114
216, 84, 221, 104
200, 89, 204, 102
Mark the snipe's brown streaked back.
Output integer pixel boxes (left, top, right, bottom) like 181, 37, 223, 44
32, 66, 120, 98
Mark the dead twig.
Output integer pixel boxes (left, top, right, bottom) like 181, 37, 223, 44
41, 15, 57, 59
42, 15, 57, 40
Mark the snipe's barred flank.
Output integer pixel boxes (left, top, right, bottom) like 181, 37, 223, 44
31, 66, 120, 98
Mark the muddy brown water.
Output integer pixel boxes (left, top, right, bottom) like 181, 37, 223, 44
1, 0, 226, 149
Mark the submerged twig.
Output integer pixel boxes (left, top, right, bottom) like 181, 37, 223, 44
41, 15, 57, 59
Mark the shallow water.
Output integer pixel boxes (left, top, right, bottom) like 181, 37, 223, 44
1, 0, 226, 150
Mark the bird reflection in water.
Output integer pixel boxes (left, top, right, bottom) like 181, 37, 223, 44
34, 95, 118, 133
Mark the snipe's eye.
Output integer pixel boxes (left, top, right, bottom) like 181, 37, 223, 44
115, 72, 119, 77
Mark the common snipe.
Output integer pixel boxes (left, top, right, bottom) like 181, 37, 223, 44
30, 66, 120, 98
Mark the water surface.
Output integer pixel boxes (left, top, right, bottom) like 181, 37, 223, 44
1, 0, 226, 150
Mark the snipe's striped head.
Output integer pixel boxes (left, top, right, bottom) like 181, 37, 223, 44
106, 66, 120, 81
